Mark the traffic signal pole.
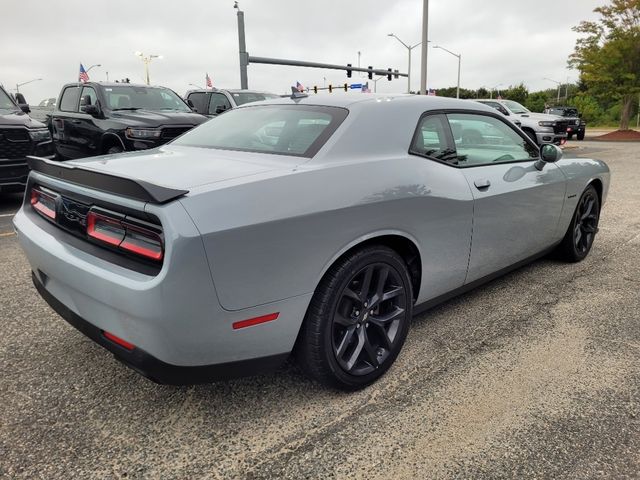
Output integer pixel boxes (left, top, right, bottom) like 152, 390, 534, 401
247, 56, 406, 79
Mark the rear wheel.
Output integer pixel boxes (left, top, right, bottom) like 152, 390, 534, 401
106, 145, 123, 154
557, 185, 600, 262
297, 246, 413, 390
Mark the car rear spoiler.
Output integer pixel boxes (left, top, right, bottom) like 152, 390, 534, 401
27, 156, 188, 204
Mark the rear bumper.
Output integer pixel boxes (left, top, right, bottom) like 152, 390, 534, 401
32, 272, 288, 384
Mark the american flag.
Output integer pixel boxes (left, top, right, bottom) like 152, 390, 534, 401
296, 81, 305, 92
78, 63, 89, 83
206, 73, 212, 88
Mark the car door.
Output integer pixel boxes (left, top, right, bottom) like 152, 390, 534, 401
75, 86, 102, 158
447, 112, 566, 283
51, 86, 82, 159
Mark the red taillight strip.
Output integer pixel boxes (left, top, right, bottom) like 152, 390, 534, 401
103, 331, 135, 351
30, 188, 57, 220
87, 211, 124, 246
232, 312, 279, 330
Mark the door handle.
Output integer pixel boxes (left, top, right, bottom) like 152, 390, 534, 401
71, 120, 82, 124
474, 179, 491, 190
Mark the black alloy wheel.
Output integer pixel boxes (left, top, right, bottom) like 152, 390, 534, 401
332, 263, 407, 376
297, 245, 413, 390
557, 184, 600, 262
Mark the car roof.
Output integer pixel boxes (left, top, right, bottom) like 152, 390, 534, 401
186, 88, 276, 95
62, 82, 169, 89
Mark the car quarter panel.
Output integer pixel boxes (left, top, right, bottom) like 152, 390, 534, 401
180, 155, 474, 311
554, 157, 610, 235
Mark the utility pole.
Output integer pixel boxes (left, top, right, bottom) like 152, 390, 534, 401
419, 0, 429, 95
235, 2, 248, 89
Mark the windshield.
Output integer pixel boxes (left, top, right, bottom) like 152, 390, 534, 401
0, 88, 17, 110
503, 100, 529, 114
172, 105, 348, 157
231, 92, 280, 106
548, 108, 578, 117
105, 86, 191, 112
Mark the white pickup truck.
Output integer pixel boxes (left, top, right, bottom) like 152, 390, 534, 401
475, 99, 568, 146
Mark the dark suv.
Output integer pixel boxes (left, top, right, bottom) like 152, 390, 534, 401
0, 85, 54, 192
185, 89, 279, 117
51, 82, 206, 160
543, 106, 586, 140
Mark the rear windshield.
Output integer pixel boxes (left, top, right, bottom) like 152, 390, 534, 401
172, 105, 348, 157
105, 86, 191, 112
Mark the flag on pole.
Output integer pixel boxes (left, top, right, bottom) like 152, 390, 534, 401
296, 81, 305, 92
79, 63, 89, 83
206, 73, 212, 88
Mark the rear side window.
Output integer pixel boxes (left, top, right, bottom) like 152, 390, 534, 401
409, 114, 457, 164
447, 113, 538, 166
187, 92, 208, 113
59, 86, 81, 112
173, 105, 348, 157
209, 93, 232, 114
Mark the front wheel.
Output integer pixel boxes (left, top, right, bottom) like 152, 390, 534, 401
556, 185, 600, 262
296, 246, 413, 390
577, 130, 585, 141
106, 145, 123, 154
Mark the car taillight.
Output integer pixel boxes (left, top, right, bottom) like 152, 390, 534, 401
30, 187, 58, 220
87, 208, 163, 261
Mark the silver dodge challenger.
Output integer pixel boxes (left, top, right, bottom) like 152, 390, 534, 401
14, 94, 609, 390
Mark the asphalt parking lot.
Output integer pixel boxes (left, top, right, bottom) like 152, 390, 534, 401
1, 141, 639, 479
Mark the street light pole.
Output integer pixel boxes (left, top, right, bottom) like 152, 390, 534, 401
489, 83, 503, 99
433, 45, 461, 98
235, 1, 248, 89
86, 64, 101, 73
135, 52, 162, 85
15, 78, 42, 93
388, 34, 422, 94
544, 77, 561, 104
420, 0, 429, 95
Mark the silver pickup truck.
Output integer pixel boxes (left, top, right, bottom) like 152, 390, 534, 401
475, 99, 568, 146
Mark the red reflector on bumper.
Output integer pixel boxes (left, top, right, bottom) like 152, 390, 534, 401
232, 312, 279, 330
103, 331, 135, 351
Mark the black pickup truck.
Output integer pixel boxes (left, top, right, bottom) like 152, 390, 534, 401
50, 82, 206, 160
0, 85, 54, 192
543, 106, 586, 140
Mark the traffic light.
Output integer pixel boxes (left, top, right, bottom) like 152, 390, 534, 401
328, 84, 333, 93
343, 83, 348, 92
387, 68, 392, 81
368, 66, 373, 80
347, 64, 352, 78
313, 86, 318, 94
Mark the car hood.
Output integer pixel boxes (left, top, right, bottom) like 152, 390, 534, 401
67, 145, 297, 190
109, 109, 207, 127
515, 112, 564, 122
0, 110, 47, 128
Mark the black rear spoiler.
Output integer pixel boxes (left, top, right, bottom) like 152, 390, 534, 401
27, 156, 188, 204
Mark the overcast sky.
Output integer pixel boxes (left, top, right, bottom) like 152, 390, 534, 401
1, 0, 603, 103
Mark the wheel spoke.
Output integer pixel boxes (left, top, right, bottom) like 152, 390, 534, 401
334, 311, 356, 327
372, 323, 393, 350
359, 266, 374, 302
381, 286, 404, 302
343, 287, 361, 303
345, 329, 365, 371
362, 329, 380, 366
335, 325, 357, 358
581, 198, 594, 220
370, 306, 405, 325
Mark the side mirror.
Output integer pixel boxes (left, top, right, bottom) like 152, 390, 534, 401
81, 104, 100, 116
578, 113, 583, 118
215, 105, 228, 114
535, 144, 563, 170
498, 106, 509, 116
186, 98, 195, 108
19, 103, 31, 113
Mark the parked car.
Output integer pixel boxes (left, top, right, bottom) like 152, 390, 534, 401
544, 106, 586, 140
0, 85, 53, 192
50, 82, 206, 159
475, 99, 568, 146
185, 88, 279, 117
14, 94, 609, 390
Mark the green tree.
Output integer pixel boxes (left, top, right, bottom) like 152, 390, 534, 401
502, 83, 529, 104
569, 0, 640, 130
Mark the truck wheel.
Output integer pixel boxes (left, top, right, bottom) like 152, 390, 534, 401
577, 131, 585, 141
106, 146, 123, 154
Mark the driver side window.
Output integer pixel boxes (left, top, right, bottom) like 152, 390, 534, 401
447, 113, 538, 166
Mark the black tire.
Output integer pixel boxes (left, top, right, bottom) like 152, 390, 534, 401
577, 130, 585, 141
556, 185, 600, 262
106, 145, 123, 154
524, 129, 538, 146
296, 245, 413, 390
